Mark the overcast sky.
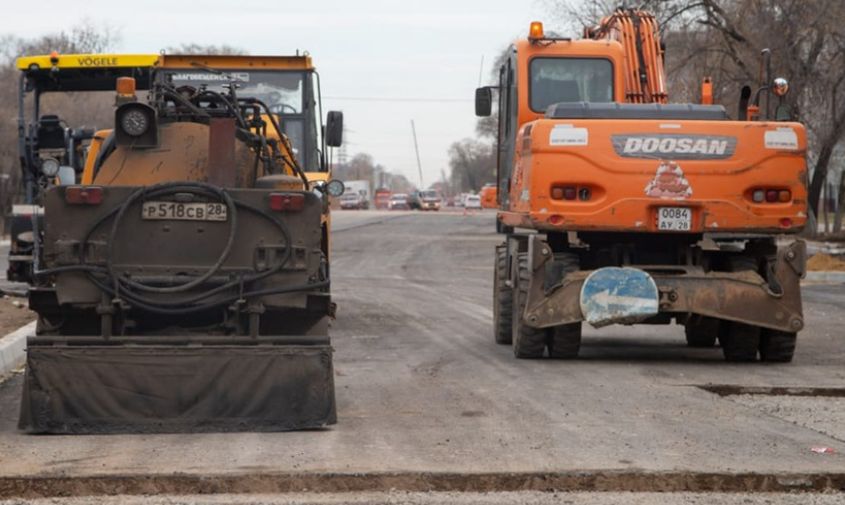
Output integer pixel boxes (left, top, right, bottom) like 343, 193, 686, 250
0, 0, 559, 187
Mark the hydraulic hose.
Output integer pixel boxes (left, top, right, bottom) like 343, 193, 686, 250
42, 181, 325, 314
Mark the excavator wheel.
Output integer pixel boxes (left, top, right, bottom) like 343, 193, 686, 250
720, 322, 760, 362
719, 255, 761, 362
512, 253, 547, 358
493, 244, 513, 345
546, 252, 581, 359
759, 329, 797, 362
684, 315, 720, 348
547, 324, 581, 359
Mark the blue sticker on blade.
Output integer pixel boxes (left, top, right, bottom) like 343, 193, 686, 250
580, 267, 659, 328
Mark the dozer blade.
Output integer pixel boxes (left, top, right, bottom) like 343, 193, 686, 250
19, 336, 336, 434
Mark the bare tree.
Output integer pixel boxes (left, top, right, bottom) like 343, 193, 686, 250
448, 139, 495, 192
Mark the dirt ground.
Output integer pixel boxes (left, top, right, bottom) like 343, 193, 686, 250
807, 253, 845, 271
0, 296, 34, 336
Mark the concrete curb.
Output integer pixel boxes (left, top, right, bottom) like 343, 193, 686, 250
0, 320, 35, 379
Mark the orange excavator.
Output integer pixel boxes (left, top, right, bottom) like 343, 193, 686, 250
477, 9, 807, 362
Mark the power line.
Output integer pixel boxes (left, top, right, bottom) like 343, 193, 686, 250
323, 96, 471, 103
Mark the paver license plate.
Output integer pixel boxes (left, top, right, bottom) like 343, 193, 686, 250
141, 201, 227, 221
657, 207, 691, 231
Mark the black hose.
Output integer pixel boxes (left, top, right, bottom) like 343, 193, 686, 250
88, 279, 330, 316
57, 182, 324, 314
106, 182, 238, 294
240, 97, 310, 190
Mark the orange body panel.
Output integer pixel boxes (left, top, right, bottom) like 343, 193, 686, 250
502, 119, 807, 233
499, 26, 808, 236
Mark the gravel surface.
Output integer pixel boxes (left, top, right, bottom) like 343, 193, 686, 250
2, 491, 844, 505
1, 211, 844, 497
729, 394, 845, 443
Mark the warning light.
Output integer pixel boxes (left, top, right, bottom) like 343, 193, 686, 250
529, 21, 545, 40
116, 77, 137, 96
49, 51, 59, 65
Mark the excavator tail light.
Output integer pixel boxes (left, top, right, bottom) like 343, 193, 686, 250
766, 190, 779, 203
750, 188, 791, 204
269, 192, 305, 212
65, 186, 103, 205
529, 21, 545, 40
578, 188, 592, 201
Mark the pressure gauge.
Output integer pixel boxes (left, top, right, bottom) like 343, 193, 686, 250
121, 109, 149, 136
40, 157, 60, 177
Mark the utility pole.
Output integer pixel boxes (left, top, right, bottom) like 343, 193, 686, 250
411, 119, 424, 188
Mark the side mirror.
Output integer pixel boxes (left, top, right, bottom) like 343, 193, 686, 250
737, 85, 752, 121
325, 179, 345, 197
772, 77, 789, 97
326, 111, 343, 147
475, 87, 492, 117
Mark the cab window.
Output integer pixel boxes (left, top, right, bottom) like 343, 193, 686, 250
529, 58, 613, 112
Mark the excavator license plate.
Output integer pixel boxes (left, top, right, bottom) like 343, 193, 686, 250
657, 207, 691, 231
142, 201, 228, 222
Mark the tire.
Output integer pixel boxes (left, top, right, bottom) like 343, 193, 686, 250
684, 315, 720, 348
719, 322, 760, 362
512, 252, 547, 358
493, 244, 513, 345
547, 323, 581, 359
759, 329, 796, 362
719, 255, 761, 361
727, 255, 758, 273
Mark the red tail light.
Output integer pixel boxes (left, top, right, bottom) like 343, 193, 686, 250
269, 192, 305, 212
551, 185, 592, 201
765, 190, 779, 203
65, 186, 103, 205
750, 188, 791, 204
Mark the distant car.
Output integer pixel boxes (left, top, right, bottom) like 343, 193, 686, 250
388, 193, 410, 210
414, 190, 441, 211
340, 193, 369, 210
464, 194, 482, 209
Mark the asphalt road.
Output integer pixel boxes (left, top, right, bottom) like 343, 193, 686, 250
1, 210, 844, 502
